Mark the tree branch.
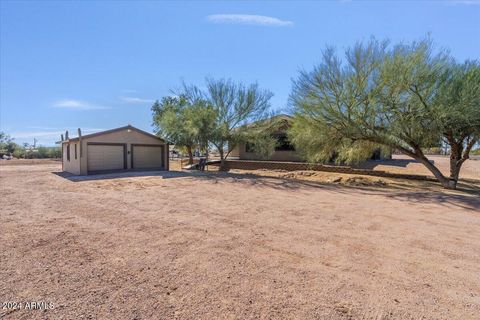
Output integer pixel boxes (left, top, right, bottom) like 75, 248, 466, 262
459, 138, 477, 165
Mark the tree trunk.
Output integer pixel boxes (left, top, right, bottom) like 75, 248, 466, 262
415, 154, 457, 189
219, 157, 227, 171
449, 142, 463, 182
187, 146, 193, 165
444, 134, 477, 189
218, 147, 228, 171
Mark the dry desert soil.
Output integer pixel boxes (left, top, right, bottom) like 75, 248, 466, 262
1, 160, 480, 319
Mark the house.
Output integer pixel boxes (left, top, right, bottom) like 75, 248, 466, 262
58, 125, 169, 175
229, 115, 302, 162
229, 114, 391, 162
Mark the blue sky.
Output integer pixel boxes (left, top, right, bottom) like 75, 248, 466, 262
1, 0, 479, 146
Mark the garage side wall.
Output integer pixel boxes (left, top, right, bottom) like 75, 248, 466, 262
79, 129, 167, 175
63, 142, 81, 175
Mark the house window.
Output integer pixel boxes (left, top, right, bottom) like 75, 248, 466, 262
74, 144, 77, 159
245, 142, 255, 153
67, 144, 70, 161
274, 134, 295, 151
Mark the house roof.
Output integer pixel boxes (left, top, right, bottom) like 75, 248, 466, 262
241, 114, 293, 131
57, 125, 165, 144
251, 114, 292, 124
269, 114, 293, 121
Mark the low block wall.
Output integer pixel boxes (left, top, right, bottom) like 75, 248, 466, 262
210, 160, 434, 181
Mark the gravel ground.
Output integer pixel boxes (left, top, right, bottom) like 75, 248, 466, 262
1, 162, 479, 319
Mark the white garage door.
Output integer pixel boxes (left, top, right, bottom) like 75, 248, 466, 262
87, 144, 125, 172
132, 145, 163, 169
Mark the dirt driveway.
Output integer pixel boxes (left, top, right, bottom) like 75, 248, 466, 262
1, 163, 479, 319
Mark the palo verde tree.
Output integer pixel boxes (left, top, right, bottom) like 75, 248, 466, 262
289, 38, 479, 189
434, 61, 480, 183
379, 41, 480, 188
183, 99, 217, 159
184, 78, 273, 169
152, 95, 216, 164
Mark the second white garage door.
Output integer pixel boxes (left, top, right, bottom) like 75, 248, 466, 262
87, 144, 125, 172
132, 145, 164, 169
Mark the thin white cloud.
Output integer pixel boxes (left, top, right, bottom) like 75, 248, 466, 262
26, 126, 59, 130
120, 96, 155, 104
11, 130, 66, 139
10, 127, 106, 139
53, 99, 109, 110
8, 127, 107, 146
207, 14, 293, 27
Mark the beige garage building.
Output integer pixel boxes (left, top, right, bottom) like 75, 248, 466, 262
59, 125, 169, 175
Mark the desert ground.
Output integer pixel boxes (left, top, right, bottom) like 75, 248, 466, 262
354, 154, 479, 180
185, 154, 480, 181
1, 159, 480, 319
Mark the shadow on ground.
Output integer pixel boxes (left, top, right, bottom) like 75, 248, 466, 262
52, 170, 196, 182
199, 172, 480, 211
384, 191, 480, 211
351, 158, 432, 170
52, 169, 480, 211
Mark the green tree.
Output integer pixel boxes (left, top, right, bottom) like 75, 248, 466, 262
289, 38, 479, 189
0, 132, 19, 154
184, 78, 273, 169
152, 95, 216, 164
50, 147, 62, 158
35, 146, 61, 158
12, 148, 25, 159
37, 146, 48, 158
182, 99, 217, 159
434, 61, 480, 183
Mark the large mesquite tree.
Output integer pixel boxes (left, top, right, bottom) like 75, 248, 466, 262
289, 39, 479, 189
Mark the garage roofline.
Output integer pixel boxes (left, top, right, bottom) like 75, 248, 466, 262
56, 125, 165, 144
